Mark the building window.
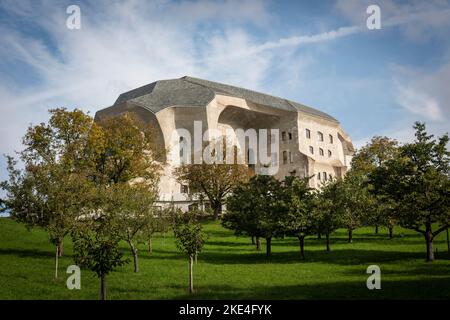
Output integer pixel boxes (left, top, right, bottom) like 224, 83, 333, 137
179, 136, 184, 159
329, 174, 332, 181
317, 172, 321, 181
329, 134, 334, 144
318, 131, 324, 141
323, 172, 327, 180
180, 184, 189, 194
306, 129, 311, 139
288, 132, 293, 140
289, 151, 294, 163
319, 148, 324, 156
309, 146, 314, 154
328, 150, 332, 157
283, 151, 288, 164
282, 131, 286, 142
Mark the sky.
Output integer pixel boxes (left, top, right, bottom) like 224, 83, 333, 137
0, 0, 449, 186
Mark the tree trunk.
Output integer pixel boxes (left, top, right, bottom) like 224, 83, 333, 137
266, 237, 272, 257
100, 274, 107, 300
148, 237, 153, 255
425, 225, 434, 262
213, 202, 222, 220
348, 229, 353, 243
317, 232, 321, 240
375, 226, 379, 234
54, 243, 59, 279
326, 233, 330, 252
256, 237, 261, 251
251, 236, 255, 245
57, 239, 64, 257
389, 226, 394, 239
189, 255, 194, 294
298, 235, 305, 259
128, 241, 139, 273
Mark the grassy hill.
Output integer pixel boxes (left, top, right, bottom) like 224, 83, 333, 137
0, 217, 449, 300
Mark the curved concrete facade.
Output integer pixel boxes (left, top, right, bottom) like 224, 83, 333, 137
95, 76, 354, 211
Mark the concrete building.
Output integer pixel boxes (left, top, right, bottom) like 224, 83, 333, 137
95, 76, 354, 210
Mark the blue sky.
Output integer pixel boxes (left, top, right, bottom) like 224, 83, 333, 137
0, 0, 449, 186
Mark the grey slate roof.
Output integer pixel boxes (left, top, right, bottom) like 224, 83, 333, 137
114, 76, 338, 123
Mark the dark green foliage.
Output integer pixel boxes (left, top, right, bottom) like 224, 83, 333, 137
223, 175, 285, 257
369, 122, 450, 261
173, 210, 207, 257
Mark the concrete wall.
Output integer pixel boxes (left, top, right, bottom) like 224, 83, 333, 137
95, 94, 354, 210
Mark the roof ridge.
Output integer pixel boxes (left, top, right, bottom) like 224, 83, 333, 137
181, 76, 220, 96
183, 76, 293, 104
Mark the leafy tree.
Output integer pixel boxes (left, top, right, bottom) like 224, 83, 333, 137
143, 207, 171, 255
110, 182, 158, 272
172, 210, 207, 294
1, 108, 93, 279
72, 199, 129, 300
370, 122, 450, 261
314, 179, 342, 251
175, 163, 249, 220
335, 172, 368, 243
223, 175, 284, 257
83, 112, 163, 272
86, 112, 163, 185
351, 136, 399, 237
282, 176, 315, 259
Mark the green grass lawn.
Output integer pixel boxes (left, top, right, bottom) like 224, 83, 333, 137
0, 217, 449, 300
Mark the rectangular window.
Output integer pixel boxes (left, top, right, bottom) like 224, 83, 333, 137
318, 172, 321, 181
288, 132, 293, 140
283, 151, 288, 164
309, 146, 314, 154
306, 129, 311, 139
282, 131, 286, 142
180, 185, 189, 194
319, 148, 324, 156
323, 172, 327, 180
318, 131, 324, 141
329, 134, 334, 144
289, 151, 294, 163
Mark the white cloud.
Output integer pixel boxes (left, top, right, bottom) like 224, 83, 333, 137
393, 62, 450, 122
396, 86, 443, 121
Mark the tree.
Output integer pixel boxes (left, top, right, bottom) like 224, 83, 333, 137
86, 112, 163, 185
370, 122, 450, 261
143, 207, 171, 255
282, 176, 315, 259
110, 182, 158, 272
223, 175, 284, 257
314, 179, 342, 251
172, 210, 207, 294
175, 163, 249, 220
84, 112, 163, 272
71, 199, 129, 300
335, 172, 368, 243
351, 136, 399, 237
0, 108, 93, 279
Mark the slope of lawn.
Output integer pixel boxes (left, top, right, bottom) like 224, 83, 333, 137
0, 217, 449, 300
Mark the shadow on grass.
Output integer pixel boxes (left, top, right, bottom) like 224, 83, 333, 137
172, 277, 450, 300
137, 247, 426, 266
0, 248, 55, 258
